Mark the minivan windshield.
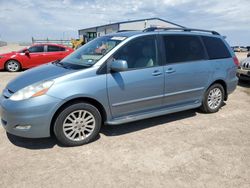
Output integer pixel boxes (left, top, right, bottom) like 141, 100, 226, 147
60, 36, 126, 68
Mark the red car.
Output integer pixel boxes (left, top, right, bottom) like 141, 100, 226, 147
0, 43, 74, 72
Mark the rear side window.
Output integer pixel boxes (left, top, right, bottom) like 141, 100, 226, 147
48, 45, 65, 52
164, 35, 206, 63
202, 36, 231, 59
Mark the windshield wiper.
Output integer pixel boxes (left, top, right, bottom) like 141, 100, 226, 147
52, 60, 71, 69
52, 60, 62, 65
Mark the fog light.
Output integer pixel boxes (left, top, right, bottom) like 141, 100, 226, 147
15, 125, 31, 130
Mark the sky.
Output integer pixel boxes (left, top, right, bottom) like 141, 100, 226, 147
0, 0, 249, 45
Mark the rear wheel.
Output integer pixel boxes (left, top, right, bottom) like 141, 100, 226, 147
200, 84, 225, 113
5, 60, 21, 72
54, 102, 102, 146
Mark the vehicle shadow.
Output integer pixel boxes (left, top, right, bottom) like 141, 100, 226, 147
6, 133, 57, 149
101, 109, 197, 136
6, 132, 101, 150
7, 109, 197, 149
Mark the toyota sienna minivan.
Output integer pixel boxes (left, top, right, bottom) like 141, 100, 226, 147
0, 27, 238, 146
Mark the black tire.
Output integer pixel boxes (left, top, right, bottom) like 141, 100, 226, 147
200, 83, 225, 113
54, 102, 102, 146
5, 60, 21, 72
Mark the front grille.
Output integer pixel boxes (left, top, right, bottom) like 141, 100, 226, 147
2, 88, 13, 99
242, 61, 250, 70
8, 89, 14, 94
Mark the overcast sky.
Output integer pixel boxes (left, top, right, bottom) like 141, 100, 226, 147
0, 0, 249, 45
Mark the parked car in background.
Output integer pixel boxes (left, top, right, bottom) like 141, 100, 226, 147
0, 28, 238, 146
232, 46, 248, 52
0, 44, 73, 72
237, 57, 250, 81
0, 41, 7, 47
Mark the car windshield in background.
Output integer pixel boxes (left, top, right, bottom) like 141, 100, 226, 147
61, 36, 126, 68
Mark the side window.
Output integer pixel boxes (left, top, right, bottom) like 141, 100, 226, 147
28, 45, 44, 53
202, 36, 231, 59
48, 45, 65, 52
113, 35, 158, 69
164, 35, 206, 63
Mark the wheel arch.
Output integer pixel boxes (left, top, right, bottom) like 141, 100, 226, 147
50, 97, 107, 136
207, 79, 228, 101
4, 59, 22, 70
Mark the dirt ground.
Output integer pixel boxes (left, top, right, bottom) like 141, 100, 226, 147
0, 45, 250, 188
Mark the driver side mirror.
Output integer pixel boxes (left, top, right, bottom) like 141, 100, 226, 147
110, 60, 128, 72
24, 50, 30, 55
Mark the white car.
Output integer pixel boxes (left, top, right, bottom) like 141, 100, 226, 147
233, 46, 248, 52
237, 57, 250, 80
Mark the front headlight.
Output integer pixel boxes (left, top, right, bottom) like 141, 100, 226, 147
10, 80, 54, 101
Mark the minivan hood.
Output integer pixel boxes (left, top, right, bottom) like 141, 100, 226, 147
7, 63, 76, 92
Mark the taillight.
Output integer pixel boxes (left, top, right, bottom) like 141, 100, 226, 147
233, 56, 240, 67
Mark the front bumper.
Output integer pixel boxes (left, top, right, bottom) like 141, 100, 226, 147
0, 94, 62, 138
237, 68, 250, 80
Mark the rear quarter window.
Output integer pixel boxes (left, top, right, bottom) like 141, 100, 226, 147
202, 36, 231, 59
164, 35, 206, 63
48, 45, 66, 52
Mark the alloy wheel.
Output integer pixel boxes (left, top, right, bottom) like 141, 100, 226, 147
207, 88, 222, 110
62, 110, 96, 141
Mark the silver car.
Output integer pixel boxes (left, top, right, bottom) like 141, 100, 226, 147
0, 28, 238, 146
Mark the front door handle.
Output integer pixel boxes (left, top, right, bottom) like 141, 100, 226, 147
165, 68, 176, 74
152, 70, 163, 76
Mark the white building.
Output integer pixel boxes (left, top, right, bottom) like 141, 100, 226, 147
78, 17, 184, 41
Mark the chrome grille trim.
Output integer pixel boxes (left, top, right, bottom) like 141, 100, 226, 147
2, 88, 13, 99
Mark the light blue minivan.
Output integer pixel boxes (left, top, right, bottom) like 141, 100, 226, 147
0, 28, 238, 146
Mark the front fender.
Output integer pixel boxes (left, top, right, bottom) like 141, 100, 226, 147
47, 73, 112, 121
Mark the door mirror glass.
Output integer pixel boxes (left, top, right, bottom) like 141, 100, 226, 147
110, 60, 128, 72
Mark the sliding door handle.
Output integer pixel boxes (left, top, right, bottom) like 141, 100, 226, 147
152, 70, 163, 76
165, 68, 176, 74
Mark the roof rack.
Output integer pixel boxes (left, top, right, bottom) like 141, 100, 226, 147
143, 27, 220, 35
116, 30, 139, 33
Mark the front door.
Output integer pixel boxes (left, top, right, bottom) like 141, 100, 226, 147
22, 45, 46, 68
107, 35, 164, 118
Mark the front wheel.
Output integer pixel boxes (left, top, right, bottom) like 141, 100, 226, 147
5, 60, 21, 72
54, 102, 102, 146
200, 84, 225, 113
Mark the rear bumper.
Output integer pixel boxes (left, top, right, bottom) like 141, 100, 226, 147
0, 94, 62, 138
227, 76, 238, 95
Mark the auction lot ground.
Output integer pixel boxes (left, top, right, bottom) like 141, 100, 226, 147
0, 45, 250, 188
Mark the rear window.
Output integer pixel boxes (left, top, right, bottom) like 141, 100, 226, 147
164, 35, 206, 63
48, 45, 65, 52
202, 36, 231, 59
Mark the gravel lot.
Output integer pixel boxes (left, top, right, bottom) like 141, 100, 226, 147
0, 45, 250, 188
